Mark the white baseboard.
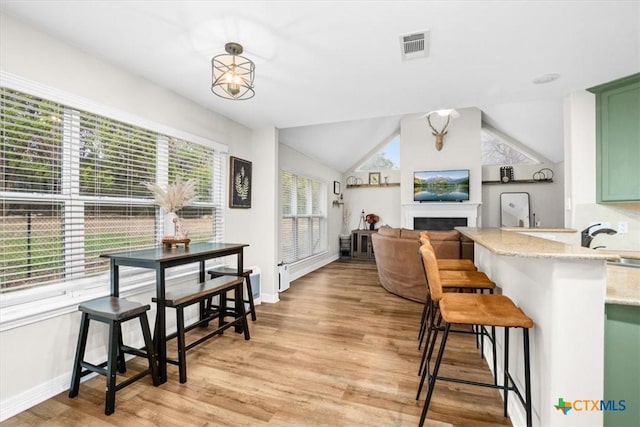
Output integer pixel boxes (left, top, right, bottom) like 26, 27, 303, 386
289, 253, 339, 282
260, 292, 280, 303
0, 370, 99, 422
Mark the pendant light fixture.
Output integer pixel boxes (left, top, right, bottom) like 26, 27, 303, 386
211, 42, 255, 100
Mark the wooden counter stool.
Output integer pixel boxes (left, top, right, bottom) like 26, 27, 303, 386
207, 267, 256, 321
417, 245, 534, 427
69, 297, 159, 415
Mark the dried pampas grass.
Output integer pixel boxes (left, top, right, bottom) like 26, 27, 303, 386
145, 178, 197, 212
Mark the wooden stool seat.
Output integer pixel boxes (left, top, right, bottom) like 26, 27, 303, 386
77, 296, 151, 321
69, 297, 159, 415
154, 276, 250, 383
207, 267, 257, 321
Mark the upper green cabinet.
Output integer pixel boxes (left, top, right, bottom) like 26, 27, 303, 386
589, 73, 640, 203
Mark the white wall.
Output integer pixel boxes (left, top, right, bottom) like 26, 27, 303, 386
0, 12, 263, 420
250, 128, 279, 301
481, 163, 565, 228
279, 144, 342, 280
565, 91, 640, 250
401, 108, 482, 206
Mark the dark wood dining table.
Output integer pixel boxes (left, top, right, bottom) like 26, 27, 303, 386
100, 242, 249, 383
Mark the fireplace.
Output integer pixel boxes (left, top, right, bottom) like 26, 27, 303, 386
414, 217, 467, 230
402, 203, 480, 229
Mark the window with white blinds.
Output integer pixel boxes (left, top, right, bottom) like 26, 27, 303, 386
281, 170, 327, 264
1, 87, 225, 293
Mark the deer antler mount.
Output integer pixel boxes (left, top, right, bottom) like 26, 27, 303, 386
425, 109, 459, 151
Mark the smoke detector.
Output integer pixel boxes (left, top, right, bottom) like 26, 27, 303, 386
399, 30, 430, 60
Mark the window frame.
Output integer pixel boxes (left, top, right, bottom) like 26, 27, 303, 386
0, 73, 229, 328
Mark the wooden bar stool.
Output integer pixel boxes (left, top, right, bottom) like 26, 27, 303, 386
417, 244, 534, 427
69, 297, 159, 415
207, 267, 257, 321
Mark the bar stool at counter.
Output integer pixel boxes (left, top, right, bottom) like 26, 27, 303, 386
416, 238, 497, 380
69, 297, 159, 415
418, 244, 534, 427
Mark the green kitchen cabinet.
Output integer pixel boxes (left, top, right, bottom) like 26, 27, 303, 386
589, 73, 640, 203
604, 303, 640, 427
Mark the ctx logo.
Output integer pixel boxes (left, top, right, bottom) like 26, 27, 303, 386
554, 398, 626, 415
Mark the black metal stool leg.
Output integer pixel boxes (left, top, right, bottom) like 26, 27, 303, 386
492, 325, 497, 385
69, 312, 90, 398
417, 311, 442, 400
503, 327, 510, 418
523, 328, 532, 427
419, 322, 451, 427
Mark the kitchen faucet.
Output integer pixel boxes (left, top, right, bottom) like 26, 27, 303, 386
580, 223, 618, 248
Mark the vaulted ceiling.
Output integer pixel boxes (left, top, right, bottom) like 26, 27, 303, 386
1, 1, 638, 172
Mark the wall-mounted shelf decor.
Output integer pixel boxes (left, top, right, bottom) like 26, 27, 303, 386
346, 183, 400, 189
482, 179, 554, 185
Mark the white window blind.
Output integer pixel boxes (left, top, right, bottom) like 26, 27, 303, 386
1, 87, 225, 294
281, 170, 327, 264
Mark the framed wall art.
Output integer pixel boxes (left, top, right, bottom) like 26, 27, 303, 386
334, 180, 341, 195
368, 172, 381, 185
229, 156, 252, 208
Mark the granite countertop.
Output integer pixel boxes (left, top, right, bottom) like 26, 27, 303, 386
597, 249, 640, 260
457, 227, 620, 261
606, 265, 640, 306
500, 227, 577, 233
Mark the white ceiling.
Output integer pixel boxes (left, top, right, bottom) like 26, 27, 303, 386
1, 1, 639, 172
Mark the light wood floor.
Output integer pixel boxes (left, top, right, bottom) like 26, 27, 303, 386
4, 259, 511, 426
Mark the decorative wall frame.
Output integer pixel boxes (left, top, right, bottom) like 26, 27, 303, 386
368, 172, 381, 185
229, 156, 252, 208
333, 181, 341, 195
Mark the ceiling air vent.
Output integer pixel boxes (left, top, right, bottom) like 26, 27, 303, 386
399, 30, 430, 60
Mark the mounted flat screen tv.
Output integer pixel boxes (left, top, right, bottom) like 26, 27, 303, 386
413, 169, 470, 202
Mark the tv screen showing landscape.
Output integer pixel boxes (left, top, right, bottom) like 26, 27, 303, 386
413, 169, 470, 202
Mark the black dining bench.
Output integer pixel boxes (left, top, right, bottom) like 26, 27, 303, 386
153, 276, 250, 383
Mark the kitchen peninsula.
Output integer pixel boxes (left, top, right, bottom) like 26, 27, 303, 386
456, 227, 619, 427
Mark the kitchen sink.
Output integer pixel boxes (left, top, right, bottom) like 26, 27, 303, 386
608, 257, 640, 268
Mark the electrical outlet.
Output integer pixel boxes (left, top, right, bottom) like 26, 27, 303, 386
618, 221, 628, 234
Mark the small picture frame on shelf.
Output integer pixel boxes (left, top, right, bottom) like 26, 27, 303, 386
368, 172, 381, 185
333, 180, 341, 195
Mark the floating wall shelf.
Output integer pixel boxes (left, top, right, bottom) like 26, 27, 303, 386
346, 183, 400, 189
481, 179, 554, 185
